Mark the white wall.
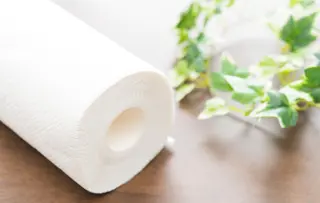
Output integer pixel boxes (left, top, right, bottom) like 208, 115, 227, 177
51, 0, 319, 73
52, 0, 193, 71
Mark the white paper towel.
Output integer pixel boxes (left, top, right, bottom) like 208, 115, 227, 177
0, 0, 174, 194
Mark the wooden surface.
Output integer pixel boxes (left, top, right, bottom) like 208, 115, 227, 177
1, 109, 320, 203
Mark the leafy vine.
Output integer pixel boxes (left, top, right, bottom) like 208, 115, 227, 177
170, 0, 320, 128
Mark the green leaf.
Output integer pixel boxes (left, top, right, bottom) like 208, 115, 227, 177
305, 66, 320, 86
234, 68, 250, 78
256, 55, 300, 78
184, 42, 201, 64
259, 56, 278, 67
175, 83, 195, 102
175, 60, 189, 75
280, 86, 313, 104
247, 79, 266, 95
220, 53, 249, 78
254, 106, 298, 128
295, 34, 317, 51
198, 97, 229, 119
196, 32, 206, 43
244, 105, 256, 116
183, 42, 207, 73
280, 13, 317, 52
254, 90, 300, 127
176, 2, 201, 30
296, 86, 320, 103
169, 60, 190, 88
190, 56, 206, 73
177, 29, 189, 44
169, 69, 186, 88
266, 91, 290, 108
290, 0, 300, 7
221, 53, 237, 75
227, 0, 235, 7
310, 88, 320, 103
222, 75, 245, 90
224, 76, 254, 92
288, 79, 306, 89
214, 6, 222, 14
278, 63, 299, 74
224, 76, 260, 104
290, 76, 320, 103
203, 9, 214, 26
255, 56, 279, 78
210, 72, 233, 91
231, 92, 259, 104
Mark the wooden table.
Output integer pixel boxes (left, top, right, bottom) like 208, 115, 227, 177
1, 109, 320, 203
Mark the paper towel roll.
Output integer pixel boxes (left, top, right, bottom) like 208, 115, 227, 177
0, 0, 174, 194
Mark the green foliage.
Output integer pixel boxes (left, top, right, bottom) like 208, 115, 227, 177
290, 67, 320, 103
280, 86, 313, 104
171, 0, 235, 102
210, 72, 233, 91
254, 106, 299, 128
253, 67, 320, 127
225, 76, 262, 104
172, 0, 320, 129
290, 0, 316, 8
176, 2, 201, 30
290, 0, 301, 7
305, 66, 320, 85
209, 55, 251, 93
198, 97, 229, 119
170, 60, 191, 88
280, 13, 317, 52
221, 54, 249, 78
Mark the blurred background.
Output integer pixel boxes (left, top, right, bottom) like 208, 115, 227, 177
51, 0, 292, 72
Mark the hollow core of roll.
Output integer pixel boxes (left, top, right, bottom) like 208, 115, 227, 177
106, 107, 145, 152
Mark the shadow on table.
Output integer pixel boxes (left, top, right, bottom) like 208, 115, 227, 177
200, 110, 320, 203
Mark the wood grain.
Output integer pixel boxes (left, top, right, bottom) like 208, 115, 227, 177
1, 109, 320, 203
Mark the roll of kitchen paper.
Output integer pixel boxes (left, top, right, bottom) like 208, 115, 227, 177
0, 0, 174, 194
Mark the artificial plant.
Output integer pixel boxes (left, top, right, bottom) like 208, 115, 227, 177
170, 0, 320, 128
